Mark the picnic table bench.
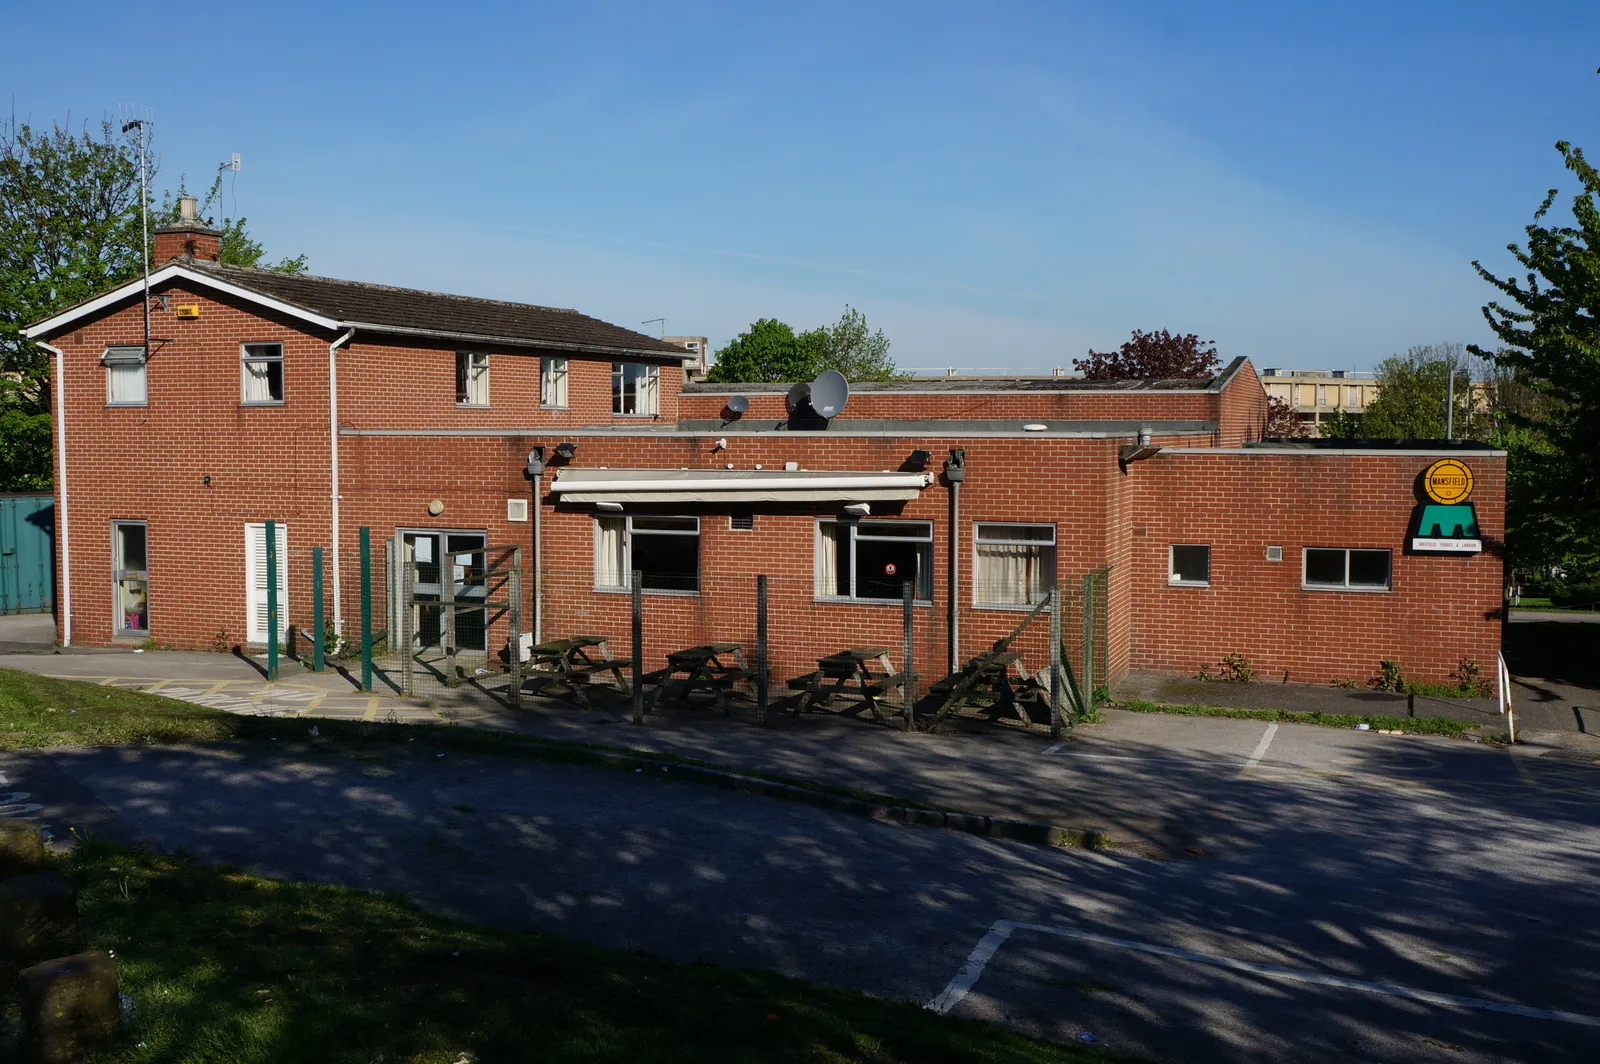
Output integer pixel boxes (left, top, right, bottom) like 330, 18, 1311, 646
790, 646, 910, 723
647, 642, 752, 715
929, 644, 1055, 727
523, 635, 630, 710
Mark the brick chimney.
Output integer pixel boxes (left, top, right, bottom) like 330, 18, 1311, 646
153, 195, 222, 262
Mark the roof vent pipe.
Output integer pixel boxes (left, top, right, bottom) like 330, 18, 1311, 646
1138, 427, 1153, 446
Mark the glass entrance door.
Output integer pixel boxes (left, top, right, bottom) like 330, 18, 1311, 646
402, 530, 487, 652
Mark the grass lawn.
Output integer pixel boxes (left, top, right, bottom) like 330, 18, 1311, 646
0, 838, 1120, 1063
1511, 597, 1600, 614
1114, 699, 1477, 737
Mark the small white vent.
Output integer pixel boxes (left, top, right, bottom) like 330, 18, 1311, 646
1265, 545, 1284, 562
507, 498, 529, 523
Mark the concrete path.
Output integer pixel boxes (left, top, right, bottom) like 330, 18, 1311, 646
5, 648, 1600, 859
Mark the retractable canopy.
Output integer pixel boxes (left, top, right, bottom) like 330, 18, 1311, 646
550, 468, 932, 504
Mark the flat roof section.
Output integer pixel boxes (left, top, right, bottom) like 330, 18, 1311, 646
683, 356, 1251, 396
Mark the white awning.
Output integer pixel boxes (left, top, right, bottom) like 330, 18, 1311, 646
550, 468, 932, 504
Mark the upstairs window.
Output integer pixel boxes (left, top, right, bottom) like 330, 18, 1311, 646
541, 357, 569, 408
612, 363, 659, 416
456, 351, 489, 406
974, 523, 1056, 607
816, 519, 933, 603
241, 343, 284, 404
103, 346, 147, 405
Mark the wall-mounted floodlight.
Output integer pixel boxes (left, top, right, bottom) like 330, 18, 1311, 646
907, 449, 930, 468
596, 501, 623, 512
843, 502, 871, 516
555, 442, 578, 460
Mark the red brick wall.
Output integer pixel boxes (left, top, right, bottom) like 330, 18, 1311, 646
47, 281, 683, 649
1214, 360, 1269, 446
1125, 449, 1505, 685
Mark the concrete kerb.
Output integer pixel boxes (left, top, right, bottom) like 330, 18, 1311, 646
417, 738, 1113, 853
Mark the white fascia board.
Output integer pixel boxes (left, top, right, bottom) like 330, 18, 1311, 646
552, 471, 932, 494
24, 264, 341, 338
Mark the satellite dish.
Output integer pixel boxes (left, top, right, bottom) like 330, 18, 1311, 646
809, 370, 849, 419
786, 381, 812, 417
726, 394, 750, 416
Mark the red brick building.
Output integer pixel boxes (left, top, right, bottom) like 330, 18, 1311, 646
25, 216, 1505, 691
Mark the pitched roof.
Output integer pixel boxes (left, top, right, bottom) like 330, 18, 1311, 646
26, 258, 691, 360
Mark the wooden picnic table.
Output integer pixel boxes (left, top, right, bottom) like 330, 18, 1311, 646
790, 646, 909, 723
930, 647, 1053, 726
647, 642, 751, 715
523, 634, 630, 709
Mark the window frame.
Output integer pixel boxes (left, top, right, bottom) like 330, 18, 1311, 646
240, 342, 285, 405
1301, 547, 1392, 593
972, 522, 1058, 609
815, 518, 934, 605
593, 514, 701, 596
1168, 543, 1212, 587
103, 345, 148, 407
111, 519, 149, 637
540, 356, 569, 409
455, 350, 490, 407
611, 362, 660, 417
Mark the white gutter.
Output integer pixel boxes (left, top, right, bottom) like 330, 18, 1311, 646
328, 328, 356, 635
36, 342, 70, 647
551, 472, 932, 494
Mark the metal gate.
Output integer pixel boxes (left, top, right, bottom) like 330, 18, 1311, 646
398, 540, 523, 705
0, 494, 53, 615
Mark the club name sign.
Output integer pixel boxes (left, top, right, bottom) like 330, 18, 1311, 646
1411, 458, 1481, 554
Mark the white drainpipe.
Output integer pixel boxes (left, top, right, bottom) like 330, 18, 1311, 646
36, 341, 71, 647
328, 328, 356, 634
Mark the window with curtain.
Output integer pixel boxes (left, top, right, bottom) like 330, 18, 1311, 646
541, 357, 569, 407
815, 520, 932, 602
241, 343, 284, 404
103, 346, 147, 405
456, 351, 488, 406
974, 523, 1056, 607
612, 363, 659, 415
594, 515, 699, 592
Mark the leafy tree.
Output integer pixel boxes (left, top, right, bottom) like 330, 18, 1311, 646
1318, 408, 1363, 439
820, 305, 897, 381
1074, 329, 1220, 380
1358, 343, 1490, 440
1264, 395, 1311, 438
1472, 141, 1600, 573
0, 117, 305, 491
708, 307, 899, 382
1, 119, 144, 491
705, 318, 821, 383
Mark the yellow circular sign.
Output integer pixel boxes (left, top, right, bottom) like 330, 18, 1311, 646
1423, 459, 1473, 504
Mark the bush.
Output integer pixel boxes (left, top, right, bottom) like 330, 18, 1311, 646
1550, 582, 1600, 609
1372, 659, 1406, 692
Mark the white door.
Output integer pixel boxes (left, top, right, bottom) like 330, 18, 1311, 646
245, 522, 289, 645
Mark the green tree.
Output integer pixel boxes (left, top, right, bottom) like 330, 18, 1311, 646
1358, 343, 1489, 440
0, 118, 304, 491
1074, 329, 1220, 380
820, 305, 897, 381
706, 318, 820, 383
708, 306, 900, 382
1472, 141, 1600, 573
1318, 408, 1363, 439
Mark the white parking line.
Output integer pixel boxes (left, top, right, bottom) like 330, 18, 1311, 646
927, 919, 1600, 1028
1240, 721, 1279, 774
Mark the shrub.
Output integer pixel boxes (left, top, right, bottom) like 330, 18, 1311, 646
1372, 659, 1406, 692
1450, 657, 1492, 697
1550, 582, 1600, 609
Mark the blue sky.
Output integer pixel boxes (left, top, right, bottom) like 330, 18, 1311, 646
7, 0, 1599, 371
